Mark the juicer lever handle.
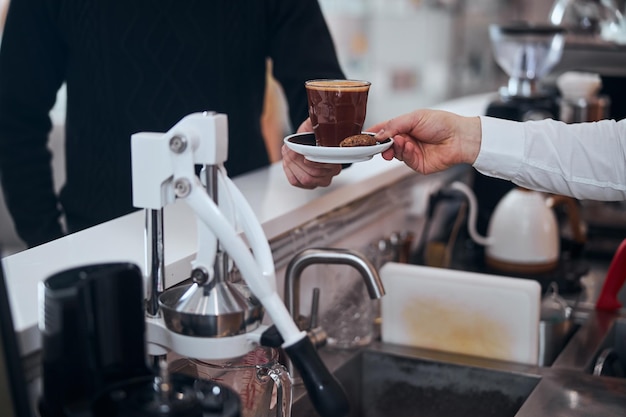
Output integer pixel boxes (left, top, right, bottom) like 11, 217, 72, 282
284, 337, 350, 417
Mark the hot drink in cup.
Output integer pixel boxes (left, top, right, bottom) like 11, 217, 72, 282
305, 79, 371, 147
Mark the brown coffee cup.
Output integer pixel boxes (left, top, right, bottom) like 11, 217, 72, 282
305, 79, 371, 147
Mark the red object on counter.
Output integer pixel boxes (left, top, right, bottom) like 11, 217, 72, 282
596, 238, 626, 311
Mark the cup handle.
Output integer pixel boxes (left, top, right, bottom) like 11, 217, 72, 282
267, 363, 293, 417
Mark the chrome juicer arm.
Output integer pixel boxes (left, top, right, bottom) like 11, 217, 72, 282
131, 112, 349, 417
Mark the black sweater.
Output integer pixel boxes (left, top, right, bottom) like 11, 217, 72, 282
0, 0, 344, 247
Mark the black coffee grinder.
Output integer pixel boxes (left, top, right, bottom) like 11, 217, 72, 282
486, 22, 566, 122
476, 22, 567, 235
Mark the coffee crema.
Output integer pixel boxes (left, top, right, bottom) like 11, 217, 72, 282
305, 79, 371, 91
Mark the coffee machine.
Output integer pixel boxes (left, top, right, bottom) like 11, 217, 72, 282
476, 22, 567, 236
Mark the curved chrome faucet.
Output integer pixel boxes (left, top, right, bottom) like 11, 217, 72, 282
284, 247, 385, 328
283, 248, 385, 383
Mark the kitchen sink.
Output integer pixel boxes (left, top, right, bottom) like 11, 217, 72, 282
292, 307, 626, 416
290, 253, 626, 417
293, 349, 540, 417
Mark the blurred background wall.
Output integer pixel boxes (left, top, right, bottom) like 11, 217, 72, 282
317, 0, 560, 124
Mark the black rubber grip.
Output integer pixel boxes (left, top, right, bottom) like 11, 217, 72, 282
259, 325, 284, 348
284, 337, 350, 417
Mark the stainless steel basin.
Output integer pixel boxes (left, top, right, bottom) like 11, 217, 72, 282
290, 254, 626, 417
292, 305, 626, 416
293, 348, 539, 417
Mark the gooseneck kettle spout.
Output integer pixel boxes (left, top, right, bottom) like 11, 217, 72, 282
450, 182, 492, 246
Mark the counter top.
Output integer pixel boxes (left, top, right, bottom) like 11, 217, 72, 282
5, 91, 626, 416
2, 148, 414, 356
2, 93, 494, 357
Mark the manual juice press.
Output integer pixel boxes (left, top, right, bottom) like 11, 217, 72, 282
131, 112, 349, 417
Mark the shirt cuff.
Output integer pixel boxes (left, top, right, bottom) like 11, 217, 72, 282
473, 116, 525, 181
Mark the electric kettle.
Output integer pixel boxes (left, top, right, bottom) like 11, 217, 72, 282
451, 182, 561, 274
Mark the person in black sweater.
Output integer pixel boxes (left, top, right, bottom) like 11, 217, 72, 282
0, 0, 344, 248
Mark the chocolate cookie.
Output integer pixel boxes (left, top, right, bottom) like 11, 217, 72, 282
340, 134, 377, 147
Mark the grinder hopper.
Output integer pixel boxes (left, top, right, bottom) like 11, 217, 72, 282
490, 22, 566, 98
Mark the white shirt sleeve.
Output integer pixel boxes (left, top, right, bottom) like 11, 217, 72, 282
473, 116, 626, 201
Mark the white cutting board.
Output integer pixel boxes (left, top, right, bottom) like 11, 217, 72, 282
380, 262, 541, 365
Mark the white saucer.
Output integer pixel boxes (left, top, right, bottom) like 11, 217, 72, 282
283, 132, 393, 164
